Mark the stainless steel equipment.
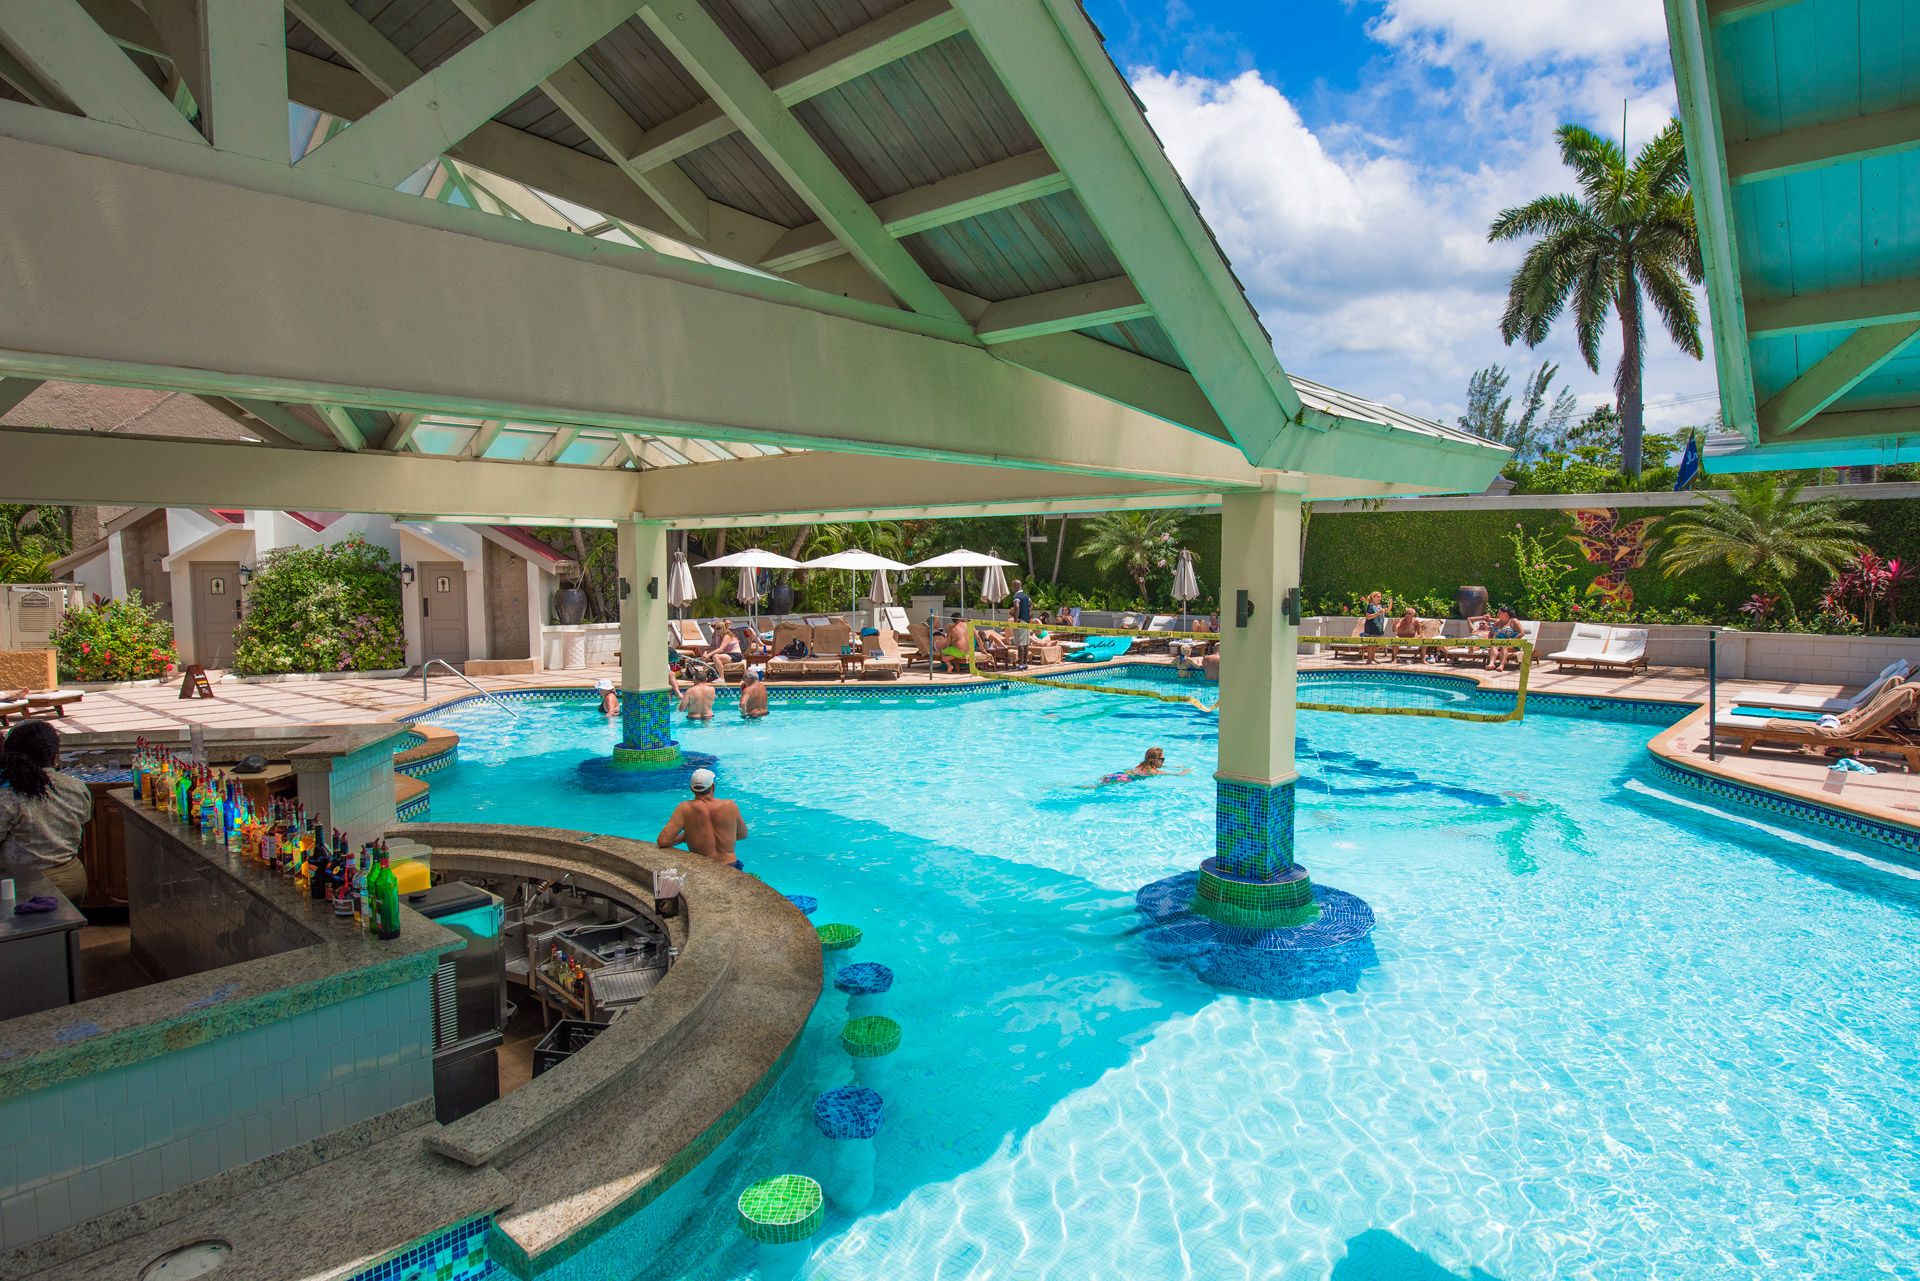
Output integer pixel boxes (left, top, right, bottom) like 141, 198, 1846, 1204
0, 869, 84, 1019
407, 882, 505, 1123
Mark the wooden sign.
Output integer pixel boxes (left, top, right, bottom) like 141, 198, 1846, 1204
178, 665, 215, 700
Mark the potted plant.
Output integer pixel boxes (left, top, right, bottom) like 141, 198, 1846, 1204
551, 559, 588, 625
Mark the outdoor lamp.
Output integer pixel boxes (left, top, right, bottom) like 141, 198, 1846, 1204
619, 576, 631, 601
400, 564, 416, 586
647, 576, 659, 599
238, 564, 254, 586
1235, 589, 1255, 628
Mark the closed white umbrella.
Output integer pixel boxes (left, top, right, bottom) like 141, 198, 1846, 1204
1171, 548, 1200, 628
801, 549, 910, 620
980, 551, 1011, 624
868, 569, 895, 631
667, 550, 698, 618
734, 566, 760, 628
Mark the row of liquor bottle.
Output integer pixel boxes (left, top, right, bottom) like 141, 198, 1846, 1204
129, 739, 404, 941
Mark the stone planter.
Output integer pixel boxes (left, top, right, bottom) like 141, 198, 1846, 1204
551, 585, 588, 626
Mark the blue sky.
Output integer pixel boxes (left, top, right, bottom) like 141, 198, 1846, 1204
1083, 0, 1720, 433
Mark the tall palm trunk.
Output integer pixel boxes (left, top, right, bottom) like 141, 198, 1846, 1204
1614, 281, 1645, 476
1050, 515, 1067, 584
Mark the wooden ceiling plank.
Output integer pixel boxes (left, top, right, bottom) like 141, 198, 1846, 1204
638, 0, 964, 323
216, 397, 339, 450
451, 0, 711, 241
976, 276, 1150, 344
1757, 321, 1920, 436
1729, 103, 1920, 185
1, 0, 206, 143
314, 404, 369, 451
284, 0, 423, 96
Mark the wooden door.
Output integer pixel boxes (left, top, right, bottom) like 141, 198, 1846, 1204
190, 561, 241, 668
420, 561, 470, 666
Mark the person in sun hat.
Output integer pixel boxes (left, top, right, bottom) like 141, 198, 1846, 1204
595, 677, 618, 717
656, 767, 747, 869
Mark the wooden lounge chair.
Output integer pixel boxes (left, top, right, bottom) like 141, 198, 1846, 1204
1546, 623, 1611, 670
906, 622, 937, 672
1734, 659, 1910, 716
801, 620, 851, 678
860, 629, 906, 679
0, 692, 28, 725
1390, 618, 1445, 663
1330, 617, 1382, 664
23, 690, 83, 718
668, 619, 707, 654
728, 620, 772, 661
1715, 682, 1920, 771
764, 621, 814, 680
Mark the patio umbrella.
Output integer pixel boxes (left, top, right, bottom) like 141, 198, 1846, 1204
979, 551, 1011, 625
801, 549, 911, 622
701, 547, 804, 631
733, 566, 760, 628
912, 549, 1016, 621
666, 550, 697, 619
1171, 548, 1200, 629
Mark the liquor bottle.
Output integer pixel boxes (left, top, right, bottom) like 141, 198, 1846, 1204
131, 739, 147, 803
174, 769, 192, 826
370, 851, 401, 941
352, 849, 369, 930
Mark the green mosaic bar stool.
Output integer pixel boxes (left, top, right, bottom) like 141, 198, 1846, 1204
736, 1173, 824, 1280
840, 1014, 901, 1091
815, 921, 862, 978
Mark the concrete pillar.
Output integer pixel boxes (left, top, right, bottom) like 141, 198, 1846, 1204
1201, 483, 1316, 927
614, 520, 678, 768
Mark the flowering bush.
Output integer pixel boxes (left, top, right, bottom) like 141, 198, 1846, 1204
53, 592, 177, 682
231, 537, 406, 675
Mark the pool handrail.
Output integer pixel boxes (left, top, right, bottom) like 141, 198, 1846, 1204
422, 658, 520, 719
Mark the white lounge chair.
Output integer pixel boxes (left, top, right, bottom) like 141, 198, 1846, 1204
1733, 659, 1910, 715
1546, 623, 1612, 670
880, 606, 912, 634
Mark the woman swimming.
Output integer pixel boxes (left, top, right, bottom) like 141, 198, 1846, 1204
1097, 747, 1189, 786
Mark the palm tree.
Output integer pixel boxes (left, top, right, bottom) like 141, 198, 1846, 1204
1489, 120, 1703, 475
0, 505, 70, 583
1658, 477, 1867, 614
1075, 510, 1188, 607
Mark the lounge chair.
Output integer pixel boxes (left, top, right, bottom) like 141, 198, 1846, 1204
1390, 618, 1446, 663
22, 690, 83, 719
880, 606, 912, 635
1733, 659, 1910, 716
860, 629, 907, 680
0, 692, 28, 725
728, 620, 772, 661
1546, 623, 1612, 671
668, 619, 707, 654
764, 621, 815, 680
1330, 618, 1383, 664
1140, 616, 1179, 653
799, 621, 851, 678
905, 622, 938, 672
1715, 681, 1920, 770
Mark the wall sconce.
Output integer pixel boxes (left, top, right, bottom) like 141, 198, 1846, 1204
237, 564, 254, 586
1282, 587, 1302, 626
646, 576, 659, 600
401, 564, 416, 587
619, 576, 631, 601
1235, 589, 1255, 628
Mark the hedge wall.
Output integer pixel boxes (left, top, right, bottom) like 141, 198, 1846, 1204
1301, 499, 1920, 617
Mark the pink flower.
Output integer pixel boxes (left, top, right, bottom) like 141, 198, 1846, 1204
79, 642, 91, 655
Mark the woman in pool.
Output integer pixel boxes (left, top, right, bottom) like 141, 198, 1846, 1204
1098, 747, 1189, 786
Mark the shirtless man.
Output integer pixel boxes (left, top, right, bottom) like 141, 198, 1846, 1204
656, 769, 747, 868
679, 675, 717, 720
738, 668, 768, 719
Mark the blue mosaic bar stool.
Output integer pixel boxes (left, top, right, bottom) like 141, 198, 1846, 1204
813, 1085, 884, 1212
736, 1174, 824, 1281
833, 961, 893, 1018
784, 894, 819, 916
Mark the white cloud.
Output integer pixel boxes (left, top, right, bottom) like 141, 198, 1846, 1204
1367, 0, 1670, 63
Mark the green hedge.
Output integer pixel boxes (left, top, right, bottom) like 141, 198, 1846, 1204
1301, 500, 1920, 618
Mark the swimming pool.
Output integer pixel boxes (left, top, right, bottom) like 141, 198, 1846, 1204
423, 674, 1920, 1280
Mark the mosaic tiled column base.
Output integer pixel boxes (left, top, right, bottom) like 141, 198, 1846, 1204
1215, 776, 1297, 879
1136, 872, 1378, 1000
1194, 858, 1322, 929
613, 688, 680, 769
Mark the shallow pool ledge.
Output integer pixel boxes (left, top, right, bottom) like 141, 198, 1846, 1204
402, 824, 823, 1272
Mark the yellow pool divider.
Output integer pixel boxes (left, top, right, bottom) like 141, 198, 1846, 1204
954, 624, 1532, 723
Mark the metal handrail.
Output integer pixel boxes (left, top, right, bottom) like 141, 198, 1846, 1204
421, 658, 519, 718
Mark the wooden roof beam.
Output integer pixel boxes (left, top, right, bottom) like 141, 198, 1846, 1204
1757, 321, 1920, 437
212, 397, 338, 450
759, 148, 1068, 272
1706, 0, 1805, 25
1729, 103, 1920, 185
450, 0, 709, 241
1747, 279, 1920, 337
0, 0, 205, 143
313, 404, 369, 451
638, 0, 964, 324
976, 277, 1151, 344
382, 411, 423, 452
301, 0, 645, 190
533, 426, 580, 462
469, 420, 506, 457
284, 0, 421, 97
624, 0, 965, 170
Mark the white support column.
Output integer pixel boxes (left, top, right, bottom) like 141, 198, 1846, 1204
615, 519, 678, 765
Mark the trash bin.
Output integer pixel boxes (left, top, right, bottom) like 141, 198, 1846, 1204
532, 1018, 610, 1076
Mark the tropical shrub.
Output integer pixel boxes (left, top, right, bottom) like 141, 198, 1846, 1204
231, 537, 405, 675
0, 505, 71, 584
1657, 477, 1867, 617
1074, 510, 1189, 606
54, 592, 176, 682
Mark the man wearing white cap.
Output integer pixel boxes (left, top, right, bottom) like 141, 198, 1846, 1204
596, 678, 618, 717
656, 768, 748, 869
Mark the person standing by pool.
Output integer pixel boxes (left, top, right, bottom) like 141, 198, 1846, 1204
1361, 592, 1388, 636
656, 768, 747, 869
1009, 579, 1033, 668
679, 674, 717, 720
0, 721, 93, 900
739, 668, 768, 719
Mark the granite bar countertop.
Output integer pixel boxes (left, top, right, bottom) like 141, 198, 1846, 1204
0, 795, 462, 1100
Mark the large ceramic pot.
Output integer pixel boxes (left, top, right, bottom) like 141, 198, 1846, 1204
552, 584, 588, 625
1454, 585, 1489, 620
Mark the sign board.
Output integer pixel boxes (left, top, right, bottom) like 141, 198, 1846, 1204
178, 664, 215, 700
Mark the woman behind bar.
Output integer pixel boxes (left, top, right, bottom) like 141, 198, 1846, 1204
0, 721, 92, 900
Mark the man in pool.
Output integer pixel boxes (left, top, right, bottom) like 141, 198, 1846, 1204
738, 667, 768, 719
679, 674, 717, 720
656, 768, 748, 868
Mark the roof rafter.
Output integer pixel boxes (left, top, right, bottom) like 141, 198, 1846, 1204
976, 277, 1151, 344
624, 0, 965, 170
1706, 0, 1804, 25
1728, 103, 1920, 185
301, 0, 646, 189
759, 148, 1068, 272
382, 411, 422, 452
0, 0, 205, 144
469, 420, 506, 457
533, 426, 580, 462
637, 0, 965, 324
449, 0, 709, 241
313, 404, 369, 451
1757, 321, 1920, 437
1747, 280, 1920, 338
208, 396, 338, 450
284, 0, 420, 97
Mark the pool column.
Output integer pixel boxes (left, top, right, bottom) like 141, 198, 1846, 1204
613, 519, 680, 769
1204, 482, 1317, 927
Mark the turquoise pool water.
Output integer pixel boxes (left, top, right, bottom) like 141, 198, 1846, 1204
424, 675, 1920, 1280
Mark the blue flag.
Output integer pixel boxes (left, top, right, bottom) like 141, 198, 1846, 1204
1675, 434, 1701, 490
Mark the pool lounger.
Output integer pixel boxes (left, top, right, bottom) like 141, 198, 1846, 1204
1731, 659, 1909, 717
